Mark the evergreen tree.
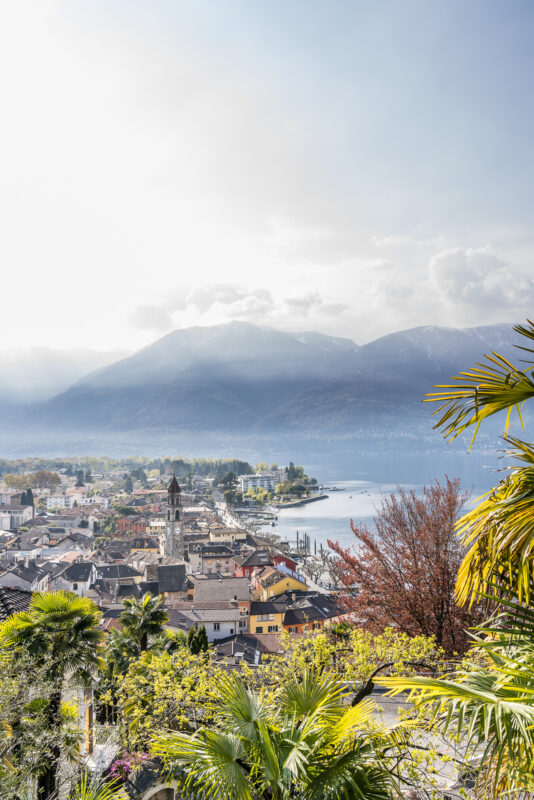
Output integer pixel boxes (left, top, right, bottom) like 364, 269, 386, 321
196, 625, 209, 652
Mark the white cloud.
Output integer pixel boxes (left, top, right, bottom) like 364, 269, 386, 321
129, 284, 349, 333
429, 247, 534, 310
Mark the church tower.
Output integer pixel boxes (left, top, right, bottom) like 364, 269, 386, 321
165, 474, 184, 559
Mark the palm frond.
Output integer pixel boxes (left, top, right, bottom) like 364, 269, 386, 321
425, 319, 534, 445
303, 747, 394, 800
69, 772, 121, 800
453, 439, 534, 605
279, 670, 347, 726
153, 729, 252, 800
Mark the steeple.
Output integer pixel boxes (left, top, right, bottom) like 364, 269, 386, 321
168, 473, 180, 497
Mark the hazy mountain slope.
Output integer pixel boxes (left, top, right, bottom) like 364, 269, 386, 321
23, 320, 522, 437
0, 347, 129, 402
351, 323, 516, 380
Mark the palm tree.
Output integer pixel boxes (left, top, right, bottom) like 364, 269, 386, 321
378, 319, 534, 798
426, 318, 534, 605
119, 592, 169, 652
69, 771, 121, 800
153, 669, 405, 800
0, 591, 104, 800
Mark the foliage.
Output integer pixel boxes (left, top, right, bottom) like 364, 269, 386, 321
426, 318, 534, 605
109, 751, 149, 780
0, 591, 103, 799
113, 504, 137, 516
187, 625, 209, 655
378, 319, 534, 799
68, 771, 122, 800
153, 668, 413, 800
2, 469, 61, 491
117, 649, 218, 750
119, 592, 169, 652
329, 477, 479, 655
247, 628, 444, 697
0, 647, 83, 800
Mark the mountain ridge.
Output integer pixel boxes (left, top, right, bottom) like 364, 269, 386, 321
13, 320, 519, 441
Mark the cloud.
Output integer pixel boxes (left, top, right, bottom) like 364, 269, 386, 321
129, 304, 174, 333
129, 284, 349, 333
429, 247, 534, 310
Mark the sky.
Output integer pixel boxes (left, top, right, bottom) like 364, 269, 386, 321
1, 0, 533, 354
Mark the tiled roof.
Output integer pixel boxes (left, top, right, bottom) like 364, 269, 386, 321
0, 586, 32, 621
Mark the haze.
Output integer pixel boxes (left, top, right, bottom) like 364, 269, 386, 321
1, 0, 533, 360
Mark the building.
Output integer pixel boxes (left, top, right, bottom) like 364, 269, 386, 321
51, 562, 97, 595
238, 472, 281, 493
164, 475, 184, 559
254, 566, 308, 601
0, 505, 34, 529
249, 600, 286, 634
47, 495, 77, 510
165, 602, 246, 642
117, 517, 147, 536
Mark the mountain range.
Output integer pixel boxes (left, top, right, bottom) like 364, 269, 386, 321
1, 320, 523, 457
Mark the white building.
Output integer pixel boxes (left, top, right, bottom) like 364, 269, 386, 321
0, 505, 34, 528
166, 605, 247, 642
238, 470, 284, 493
80, 495, 110, 507
47, 495, 77, 510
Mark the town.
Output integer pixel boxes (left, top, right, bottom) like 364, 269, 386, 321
0, 459, 346, 663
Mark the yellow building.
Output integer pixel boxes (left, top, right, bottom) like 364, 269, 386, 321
208, 525, 248, 544
256, 567, 308, 601
249, 600, 286, 634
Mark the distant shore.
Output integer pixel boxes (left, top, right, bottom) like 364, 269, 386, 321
272, 493, 329, 509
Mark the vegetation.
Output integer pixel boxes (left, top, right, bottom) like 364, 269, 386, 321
153, 669, 407, 800
0, 591, 104, 799
0, 581, 446, 798
329, 477, 479, 655
3, 469, 61, 491
119, 592, 169, 652
379, 319, 534, 798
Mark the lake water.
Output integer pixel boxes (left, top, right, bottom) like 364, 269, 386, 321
265, 450, 504, 552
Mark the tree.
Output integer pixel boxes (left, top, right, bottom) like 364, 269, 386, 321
119, 593, 169, 652
152, 669, 406, 800
219, 471, 237, 491
3, 471, 60, 491
255, 462, 269, 472
329, 477, 477, 656
31, 470, 61, 490
124, 475, 133, 493
69, 772, 122, 800
380, 320, 534, 798
0, 591, 103, 800
187, 625, 209, 655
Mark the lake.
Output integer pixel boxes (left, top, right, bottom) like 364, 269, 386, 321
265, 449, 504, 551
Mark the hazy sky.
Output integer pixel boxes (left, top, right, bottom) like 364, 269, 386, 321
1, 0, 533, 353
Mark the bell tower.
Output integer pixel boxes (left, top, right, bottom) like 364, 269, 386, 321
165, 474, 184, 558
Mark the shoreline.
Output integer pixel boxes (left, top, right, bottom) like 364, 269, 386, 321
272, 493, 329, 509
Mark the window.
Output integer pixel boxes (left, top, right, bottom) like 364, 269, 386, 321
313, 622, 321, 630
73, 583, 78, 590
268, 625, 278, 633
213, 622, 220, 631
255, 626, 263, 633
